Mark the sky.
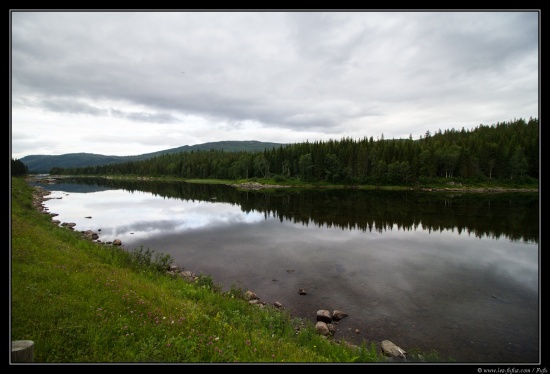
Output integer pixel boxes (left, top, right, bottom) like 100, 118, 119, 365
10, 10, 540, 159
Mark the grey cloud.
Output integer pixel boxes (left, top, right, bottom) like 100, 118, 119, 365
41, 99, 108, 116
11, 11, 539, 157
109, 108, 180, 124
30, 97, 180, 125
12, 12, 400, 131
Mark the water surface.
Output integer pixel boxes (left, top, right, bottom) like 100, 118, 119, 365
36, 178, 539, 363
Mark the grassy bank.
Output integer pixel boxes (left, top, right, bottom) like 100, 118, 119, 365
12, 176, 414, 363
51, 173, 539, 192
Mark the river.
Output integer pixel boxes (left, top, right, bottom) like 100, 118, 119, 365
33, 177, 540, 363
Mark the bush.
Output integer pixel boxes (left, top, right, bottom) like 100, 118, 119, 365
128, 246, 173, 274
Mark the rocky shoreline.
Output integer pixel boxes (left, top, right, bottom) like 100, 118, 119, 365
28, 175, 538, 193
29, 181, 419, 361
27, 177, 538, 362
229, 180, 538, 193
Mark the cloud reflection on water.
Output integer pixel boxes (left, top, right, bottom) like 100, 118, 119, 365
41, 186, 539, 362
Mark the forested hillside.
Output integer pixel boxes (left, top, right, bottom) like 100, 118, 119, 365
19, 141, 284, 173
51, 118, 539, 185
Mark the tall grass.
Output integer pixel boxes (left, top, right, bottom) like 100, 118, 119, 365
12, 176, 397, 363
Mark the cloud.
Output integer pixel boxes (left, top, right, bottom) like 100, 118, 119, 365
10, 10, 539, 159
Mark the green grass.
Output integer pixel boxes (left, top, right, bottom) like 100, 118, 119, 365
11, 177, 400, 363
11, 176, 455, 363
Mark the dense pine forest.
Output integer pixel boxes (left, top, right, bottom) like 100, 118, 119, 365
50, 118, 539, 186
10, 158, 28, 176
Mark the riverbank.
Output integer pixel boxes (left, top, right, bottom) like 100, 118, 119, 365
15, 176, 457, 363
19, 175, 541, 363
27, 174, 539, 194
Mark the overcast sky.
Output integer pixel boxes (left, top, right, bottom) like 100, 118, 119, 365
10, 10, 539, 159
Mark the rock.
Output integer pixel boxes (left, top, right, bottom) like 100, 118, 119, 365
230, 182, 290, 190
332, 310, 348, 321
315, 321, 332, 337
81, 230, 99, 240
244, 290, 258, 300
180, 270, 197, 282
381, 340, 407, 360
316, 310, 332, 323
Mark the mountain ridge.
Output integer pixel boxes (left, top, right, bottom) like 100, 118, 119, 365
19, 140, 286, 173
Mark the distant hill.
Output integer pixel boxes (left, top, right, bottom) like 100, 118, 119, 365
19, 141, 285, 174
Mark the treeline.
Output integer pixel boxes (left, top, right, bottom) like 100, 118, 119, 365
11, 158, 28, 176
52, 118, 539, 185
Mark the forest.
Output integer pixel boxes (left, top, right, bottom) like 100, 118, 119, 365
50, 118, 539, 186
10, 158, 28, 176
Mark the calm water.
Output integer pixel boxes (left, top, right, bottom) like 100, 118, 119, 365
35, 177, 539, 363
